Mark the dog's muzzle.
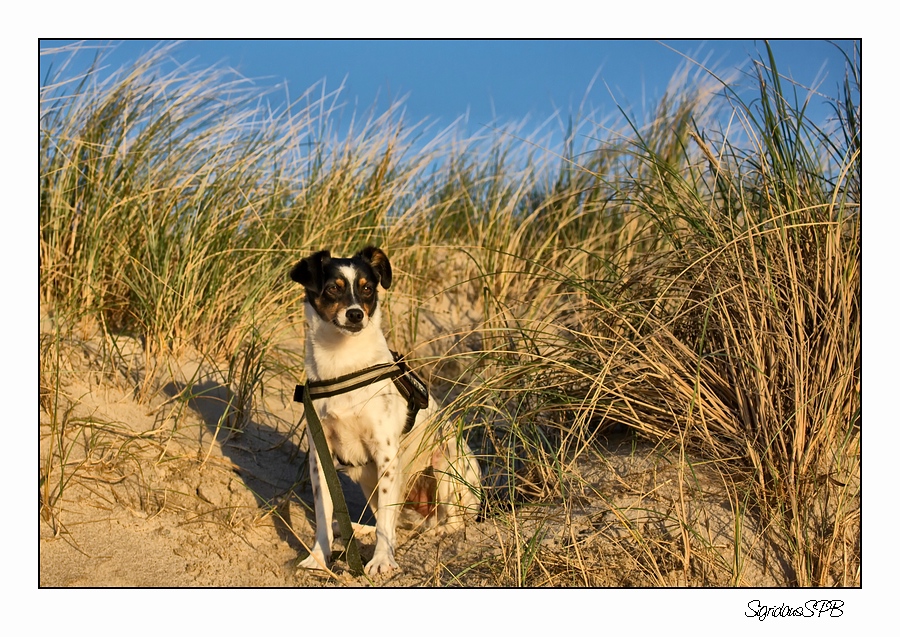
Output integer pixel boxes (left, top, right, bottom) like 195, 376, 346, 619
334, 307, 366, 332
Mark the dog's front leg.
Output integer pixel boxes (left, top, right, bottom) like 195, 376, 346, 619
365, 436, 402, 575
298, 433, 334, 570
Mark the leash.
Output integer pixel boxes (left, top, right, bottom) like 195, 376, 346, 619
294, 352, 430, 575
299, 381, 365, 576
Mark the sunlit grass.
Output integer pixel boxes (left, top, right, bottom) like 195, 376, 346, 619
39, 41, 860, 586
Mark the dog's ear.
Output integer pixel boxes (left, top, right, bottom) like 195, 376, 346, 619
357, 246, 392, 290
290, 250, 331, 294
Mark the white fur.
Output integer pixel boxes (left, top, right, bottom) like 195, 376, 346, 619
298, 274, 480, 576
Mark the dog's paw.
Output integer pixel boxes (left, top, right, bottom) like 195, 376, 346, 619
364, 552, 399, 576
298, 551, 330, 571
332, 520, 377, 538
351, 523, 377, 537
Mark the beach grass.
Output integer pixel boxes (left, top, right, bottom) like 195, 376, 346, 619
39, 41, 860, 586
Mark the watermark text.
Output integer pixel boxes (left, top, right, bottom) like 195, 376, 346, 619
745, 599, 844, 621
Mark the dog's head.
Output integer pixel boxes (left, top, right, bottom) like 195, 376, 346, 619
290, 246, 392, 334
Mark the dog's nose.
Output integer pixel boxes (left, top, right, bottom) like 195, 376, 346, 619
346, 308, 364, 324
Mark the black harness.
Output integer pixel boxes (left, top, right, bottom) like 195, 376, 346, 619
294, 351, 430, 450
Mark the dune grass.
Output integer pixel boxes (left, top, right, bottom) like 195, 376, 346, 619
39, 41, 860, 586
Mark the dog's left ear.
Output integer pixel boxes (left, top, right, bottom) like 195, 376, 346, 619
356, 246, 392, 290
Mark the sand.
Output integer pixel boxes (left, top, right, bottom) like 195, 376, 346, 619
39, 350, 786, 588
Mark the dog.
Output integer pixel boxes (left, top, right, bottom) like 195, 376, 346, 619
290, 246, 481, 575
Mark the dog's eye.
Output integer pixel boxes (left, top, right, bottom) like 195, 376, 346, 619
360, 284, 374, 296
324, 284, 340, 298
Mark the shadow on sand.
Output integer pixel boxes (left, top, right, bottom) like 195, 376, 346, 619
162, 380, 374, 555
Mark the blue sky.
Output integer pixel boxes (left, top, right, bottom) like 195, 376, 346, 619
40, 39, 857, 138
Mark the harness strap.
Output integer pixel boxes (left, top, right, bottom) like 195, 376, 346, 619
293, 353, 429, 436
306, 362, 403, 400
389, 351, 429, 434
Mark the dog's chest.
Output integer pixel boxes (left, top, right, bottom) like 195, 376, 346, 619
317, 383, 406, 466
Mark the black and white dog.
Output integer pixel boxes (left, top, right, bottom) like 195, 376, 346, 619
290, 246, 481, 575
